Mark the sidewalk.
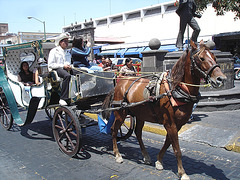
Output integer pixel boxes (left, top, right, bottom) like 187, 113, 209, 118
144, 110, 240, 153
86, 109, 240, 153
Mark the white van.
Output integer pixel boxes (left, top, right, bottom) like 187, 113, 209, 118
111, 58, 142, 65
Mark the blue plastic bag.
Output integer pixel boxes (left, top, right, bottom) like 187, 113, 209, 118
98, 111, 115, 134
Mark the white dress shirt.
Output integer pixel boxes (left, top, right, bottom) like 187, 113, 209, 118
48, 46, 71, 71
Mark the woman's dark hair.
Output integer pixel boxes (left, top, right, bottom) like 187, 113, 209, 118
20, 61, 30, 74
125, 58, 132, 65
72, 36, 84, 50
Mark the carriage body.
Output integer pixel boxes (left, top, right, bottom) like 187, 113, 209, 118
0, 40, 134, 157
2, 40, 114, 109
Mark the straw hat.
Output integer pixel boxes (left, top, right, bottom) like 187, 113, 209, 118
55, 32, 70, 46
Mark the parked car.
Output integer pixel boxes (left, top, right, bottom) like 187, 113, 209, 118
234, 56, 240, 80
111, 58, 142, 72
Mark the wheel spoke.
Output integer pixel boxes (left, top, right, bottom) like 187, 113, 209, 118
122, 122, 130, 130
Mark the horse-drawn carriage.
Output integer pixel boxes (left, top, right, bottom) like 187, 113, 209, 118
1, 39, 227, 180
0, 40, 135, 157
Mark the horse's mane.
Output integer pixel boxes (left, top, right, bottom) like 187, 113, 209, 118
170, 51, 188, 90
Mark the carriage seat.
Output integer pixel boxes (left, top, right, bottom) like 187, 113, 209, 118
6, 63, 45, 108
73, 66, 94, 74
49, 70, 62, 82
49, 67, 94, 83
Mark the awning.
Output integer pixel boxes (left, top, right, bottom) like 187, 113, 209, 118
117, 47, 146, 58
143, 45, 177, 52
97, 49, 119, 57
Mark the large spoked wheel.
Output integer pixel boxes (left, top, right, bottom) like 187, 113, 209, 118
52, 106, 82, 157
0, 87, 13, 130
117, 115, 136, 141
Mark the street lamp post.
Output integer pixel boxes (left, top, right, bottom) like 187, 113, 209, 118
27, 16, 46, 40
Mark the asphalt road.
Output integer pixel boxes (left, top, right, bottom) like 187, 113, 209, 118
0, 109, 240, 180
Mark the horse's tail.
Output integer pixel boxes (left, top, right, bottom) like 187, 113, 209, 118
102, 88, 115, 119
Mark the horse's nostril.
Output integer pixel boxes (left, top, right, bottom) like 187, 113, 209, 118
216, 76, 226, 84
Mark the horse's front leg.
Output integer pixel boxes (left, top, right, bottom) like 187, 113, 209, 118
166, 124, 190, 180
155, 134, 171, 170
135, 118, 151, 164
111, 112, 125, 163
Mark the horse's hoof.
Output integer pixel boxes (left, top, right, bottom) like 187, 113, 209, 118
181, 173, 190, 180
155, 161, 163, 170
115, 155, 123, 163
143, 157, 152, 165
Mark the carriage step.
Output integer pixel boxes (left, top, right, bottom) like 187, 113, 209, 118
80, 115, 98, 128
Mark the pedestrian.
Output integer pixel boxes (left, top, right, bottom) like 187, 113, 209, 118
175, 0, 201, 51
119, 58, 136, 77
48, 32, 72, 106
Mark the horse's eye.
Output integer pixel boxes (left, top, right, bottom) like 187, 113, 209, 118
200, 58, 205, 61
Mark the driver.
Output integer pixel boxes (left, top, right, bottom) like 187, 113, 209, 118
48, 33, 72, 106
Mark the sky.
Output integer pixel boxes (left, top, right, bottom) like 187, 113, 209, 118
0, 0, 170, 34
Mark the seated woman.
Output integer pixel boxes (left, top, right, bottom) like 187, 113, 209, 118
71, 37, 102, 71
18, 61, 36, 86
119, 58, 137, 78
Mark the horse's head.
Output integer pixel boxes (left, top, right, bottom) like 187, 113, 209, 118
190, 40, 227, 88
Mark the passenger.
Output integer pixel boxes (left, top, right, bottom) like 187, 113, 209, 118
18, 61, 35, 86
119, 58, 136, 78
71, 37, 102, 71
103, 58, 118, 72
48, 32, 72, 106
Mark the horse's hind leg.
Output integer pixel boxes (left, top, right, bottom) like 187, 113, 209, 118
135, 119, 151, 164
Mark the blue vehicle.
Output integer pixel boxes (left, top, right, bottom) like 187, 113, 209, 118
234, 56, 240, 80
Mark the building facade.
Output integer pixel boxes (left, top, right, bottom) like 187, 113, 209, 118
63, 1, 240, 57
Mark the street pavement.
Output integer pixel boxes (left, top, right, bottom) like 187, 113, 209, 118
0, 107, 240, 179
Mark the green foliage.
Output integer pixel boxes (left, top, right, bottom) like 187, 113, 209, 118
195, 0, 240, 20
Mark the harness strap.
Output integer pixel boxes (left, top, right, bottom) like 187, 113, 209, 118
122, 74, 159, 104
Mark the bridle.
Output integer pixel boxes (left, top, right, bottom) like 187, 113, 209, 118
190, 47, 220, 83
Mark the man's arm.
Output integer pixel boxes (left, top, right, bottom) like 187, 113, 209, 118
48, 49, 64, 70
176, 0, 187, 15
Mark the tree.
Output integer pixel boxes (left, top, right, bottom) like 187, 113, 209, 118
195, 0, 240, 20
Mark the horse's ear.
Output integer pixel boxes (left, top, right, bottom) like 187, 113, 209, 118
199, 40, 204, 48
190, 40, 197, 50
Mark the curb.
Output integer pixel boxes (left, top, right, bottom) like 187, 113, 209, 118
84, 113, 240, 154
225, 134, 240, 153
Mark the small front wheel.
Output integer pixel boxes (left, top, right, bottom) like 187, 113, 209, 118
117, 115, 136, 141
0, 87, 13, 130
52, 106, 82, 157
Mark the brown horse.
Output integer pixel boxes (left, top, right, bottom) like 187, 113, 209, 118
102, 40, 226, 180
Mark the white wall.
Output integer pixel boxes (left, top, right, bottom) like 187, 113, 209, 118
93, 3, 240, 45
64, 1, 240, 46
